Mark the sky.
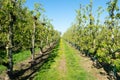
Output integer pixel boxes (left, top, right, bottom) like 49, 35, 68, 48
25, 0, 120, 34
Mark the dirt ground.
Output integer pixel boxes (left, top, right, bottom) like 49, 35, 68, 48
79, 55, 109, 80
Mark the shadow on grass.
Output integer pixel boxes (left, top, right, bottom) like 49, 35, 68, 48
7, 42, 60, 80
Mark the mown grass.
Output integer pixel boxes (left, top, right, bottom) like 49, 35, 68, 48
13, 48, 39, 64
13, 50, 31, 64
34, 43, 60, 80
0, 65, 7, 74
63, 40, 95, 80
34, 40, 95, 80
0, 49, 7, 74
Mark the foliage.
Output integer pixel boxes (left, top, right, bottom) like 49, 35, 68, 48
63, 0, 120, 72
0, 0, 60, 72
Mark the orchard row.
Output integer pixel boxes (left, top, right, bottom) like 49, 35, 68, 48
63, 0, 120, 77
0, 0, 60, 73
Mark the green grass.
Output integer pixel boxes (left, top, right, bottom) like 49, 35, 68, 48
0, 48, 39, 74
0, 49, 7, 74
64, 41, 95, 80
34, 43, 60, 80
13, 50, 31, 64
34, 40, 95, 80
0, 49, 32, 74
13, 48, 39, 64
35, 48, 40, 53
0, 65, 7, 74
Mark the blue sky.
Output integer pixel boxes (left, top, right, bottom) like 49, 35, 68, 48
25, 0, 120, 34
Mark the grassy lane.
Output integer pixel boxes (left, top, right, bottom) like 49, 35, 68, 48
34, 39, 95, 80
64, 40, 95, 80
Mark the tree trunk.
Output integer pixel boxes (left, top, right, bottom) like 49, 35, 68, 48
39, 40, 43, 54
93, 39, 96, 48
47, 36, 48, 45
31, 21, 35, 61
7, 13, 13, 74
39, 47, 43, 55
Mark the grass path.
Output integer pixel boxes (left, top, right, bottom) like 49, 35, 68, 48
34, 39, 96, 80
